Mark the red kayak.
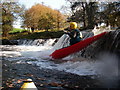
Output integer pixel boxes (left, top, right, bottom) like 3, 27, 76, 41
50, 32, 107, 59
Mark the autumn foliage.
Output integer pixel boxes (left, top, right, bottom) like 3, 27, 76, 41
23, 4, 65, 31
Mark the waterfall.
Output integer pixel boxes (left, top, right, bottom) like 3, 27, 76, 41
75, 30, 120, 59
16, 39, 58, 46
52, 30, 120, 60
5, 29, 120, 60
53, 32, 94, 50
92, 25, 114, 35
53, 34, 70, 50
44, 39, 56, 46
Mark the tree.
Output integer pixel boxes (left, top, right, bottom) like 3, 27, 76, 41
66, 0, 98, 29
66, 0, 120, 29
2, 2, 25, 37
101, 2, 120, 27
23, 4, 65, 31
54, 10, 65, 30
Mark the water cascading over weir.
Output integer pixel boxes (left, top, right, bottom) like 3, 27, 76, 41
71, 30, 120, 60
2, 30, 120, 60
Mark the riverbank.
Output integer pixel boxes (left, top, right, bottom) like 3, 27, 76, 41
2, 30, 64, 40
2, 59, 119, 90
2, 60, 107, 90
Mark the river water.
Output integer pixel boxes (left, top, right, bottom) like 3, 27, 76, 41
0, 31, 119, 78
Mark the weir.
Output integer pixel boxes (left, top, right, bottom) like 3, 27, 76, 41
2, 29, 120, 60
51, 30, 119, 60
16, 38, 57, 46
78, 30, 120, 59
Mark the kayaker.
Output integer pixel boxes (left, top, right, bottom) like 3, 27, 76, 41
64, 22, 82, 45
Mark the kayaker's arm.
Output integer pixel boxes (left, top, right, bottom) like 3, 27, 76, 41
63, 28, 74, 38
80, 32, 83, 38
64, 31, 74, 38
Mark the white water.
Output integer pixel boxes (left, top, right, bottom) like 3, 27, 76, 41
1, 45, 97, 75
92, 25, 113, 35
1, 31, 118, 77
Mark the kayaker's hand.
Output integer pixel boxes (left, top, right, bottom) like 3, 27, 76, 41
63, 29, 70, 35
64, 27, 70, 31
63, 30, 68, 33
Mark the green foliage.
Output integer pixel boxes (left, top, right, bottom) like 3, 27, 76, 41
66, 0, 120, 29
9, 28, 27, 34
2, 2, 25, 37
67, 1, 98, 29
2, 24, 13, 36
105, 2, 120, 27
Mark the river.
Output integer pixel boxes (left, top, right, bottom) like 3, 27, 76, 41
1, 30, 119, 89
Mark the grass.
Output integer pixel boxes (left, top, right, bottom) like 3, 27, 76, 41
1, 28, 65, 40
9, 28, 27, 34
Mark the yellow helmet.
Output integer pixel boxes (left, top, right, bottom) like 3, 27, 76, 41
70, 22, 77, 29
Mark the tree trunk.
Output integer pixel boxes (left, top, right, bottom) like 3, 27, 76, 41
86, 2, 95, 29
82, 2, 87, 28
2, 32, 8, 37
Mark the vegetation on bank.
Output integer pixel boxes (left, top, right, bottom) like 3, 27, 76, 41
2, 2, 65, 37
2, 1, 119, 39
9, 28, 27, 34
2, 28, 64, 40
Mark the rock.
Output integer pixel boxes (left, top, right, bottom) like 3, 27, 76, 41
75, 30, 120, 59
37, 78, 45, 81
49, 82, 60, 87
63, 84, 69, 87
75, 86, 79, 88
40, 84, 44, 87
17, 79, 23, 84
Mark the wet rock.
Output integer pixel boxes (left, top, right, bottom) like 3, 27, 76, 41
49, 82, 60, 87
63, 84, 69, 87
2, 60, 105, 89
17, 79, 23, 84
37, 78, 46, 81
76, 30, 120, 59
75, 85, 79, 88
40, 84, 44, 87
